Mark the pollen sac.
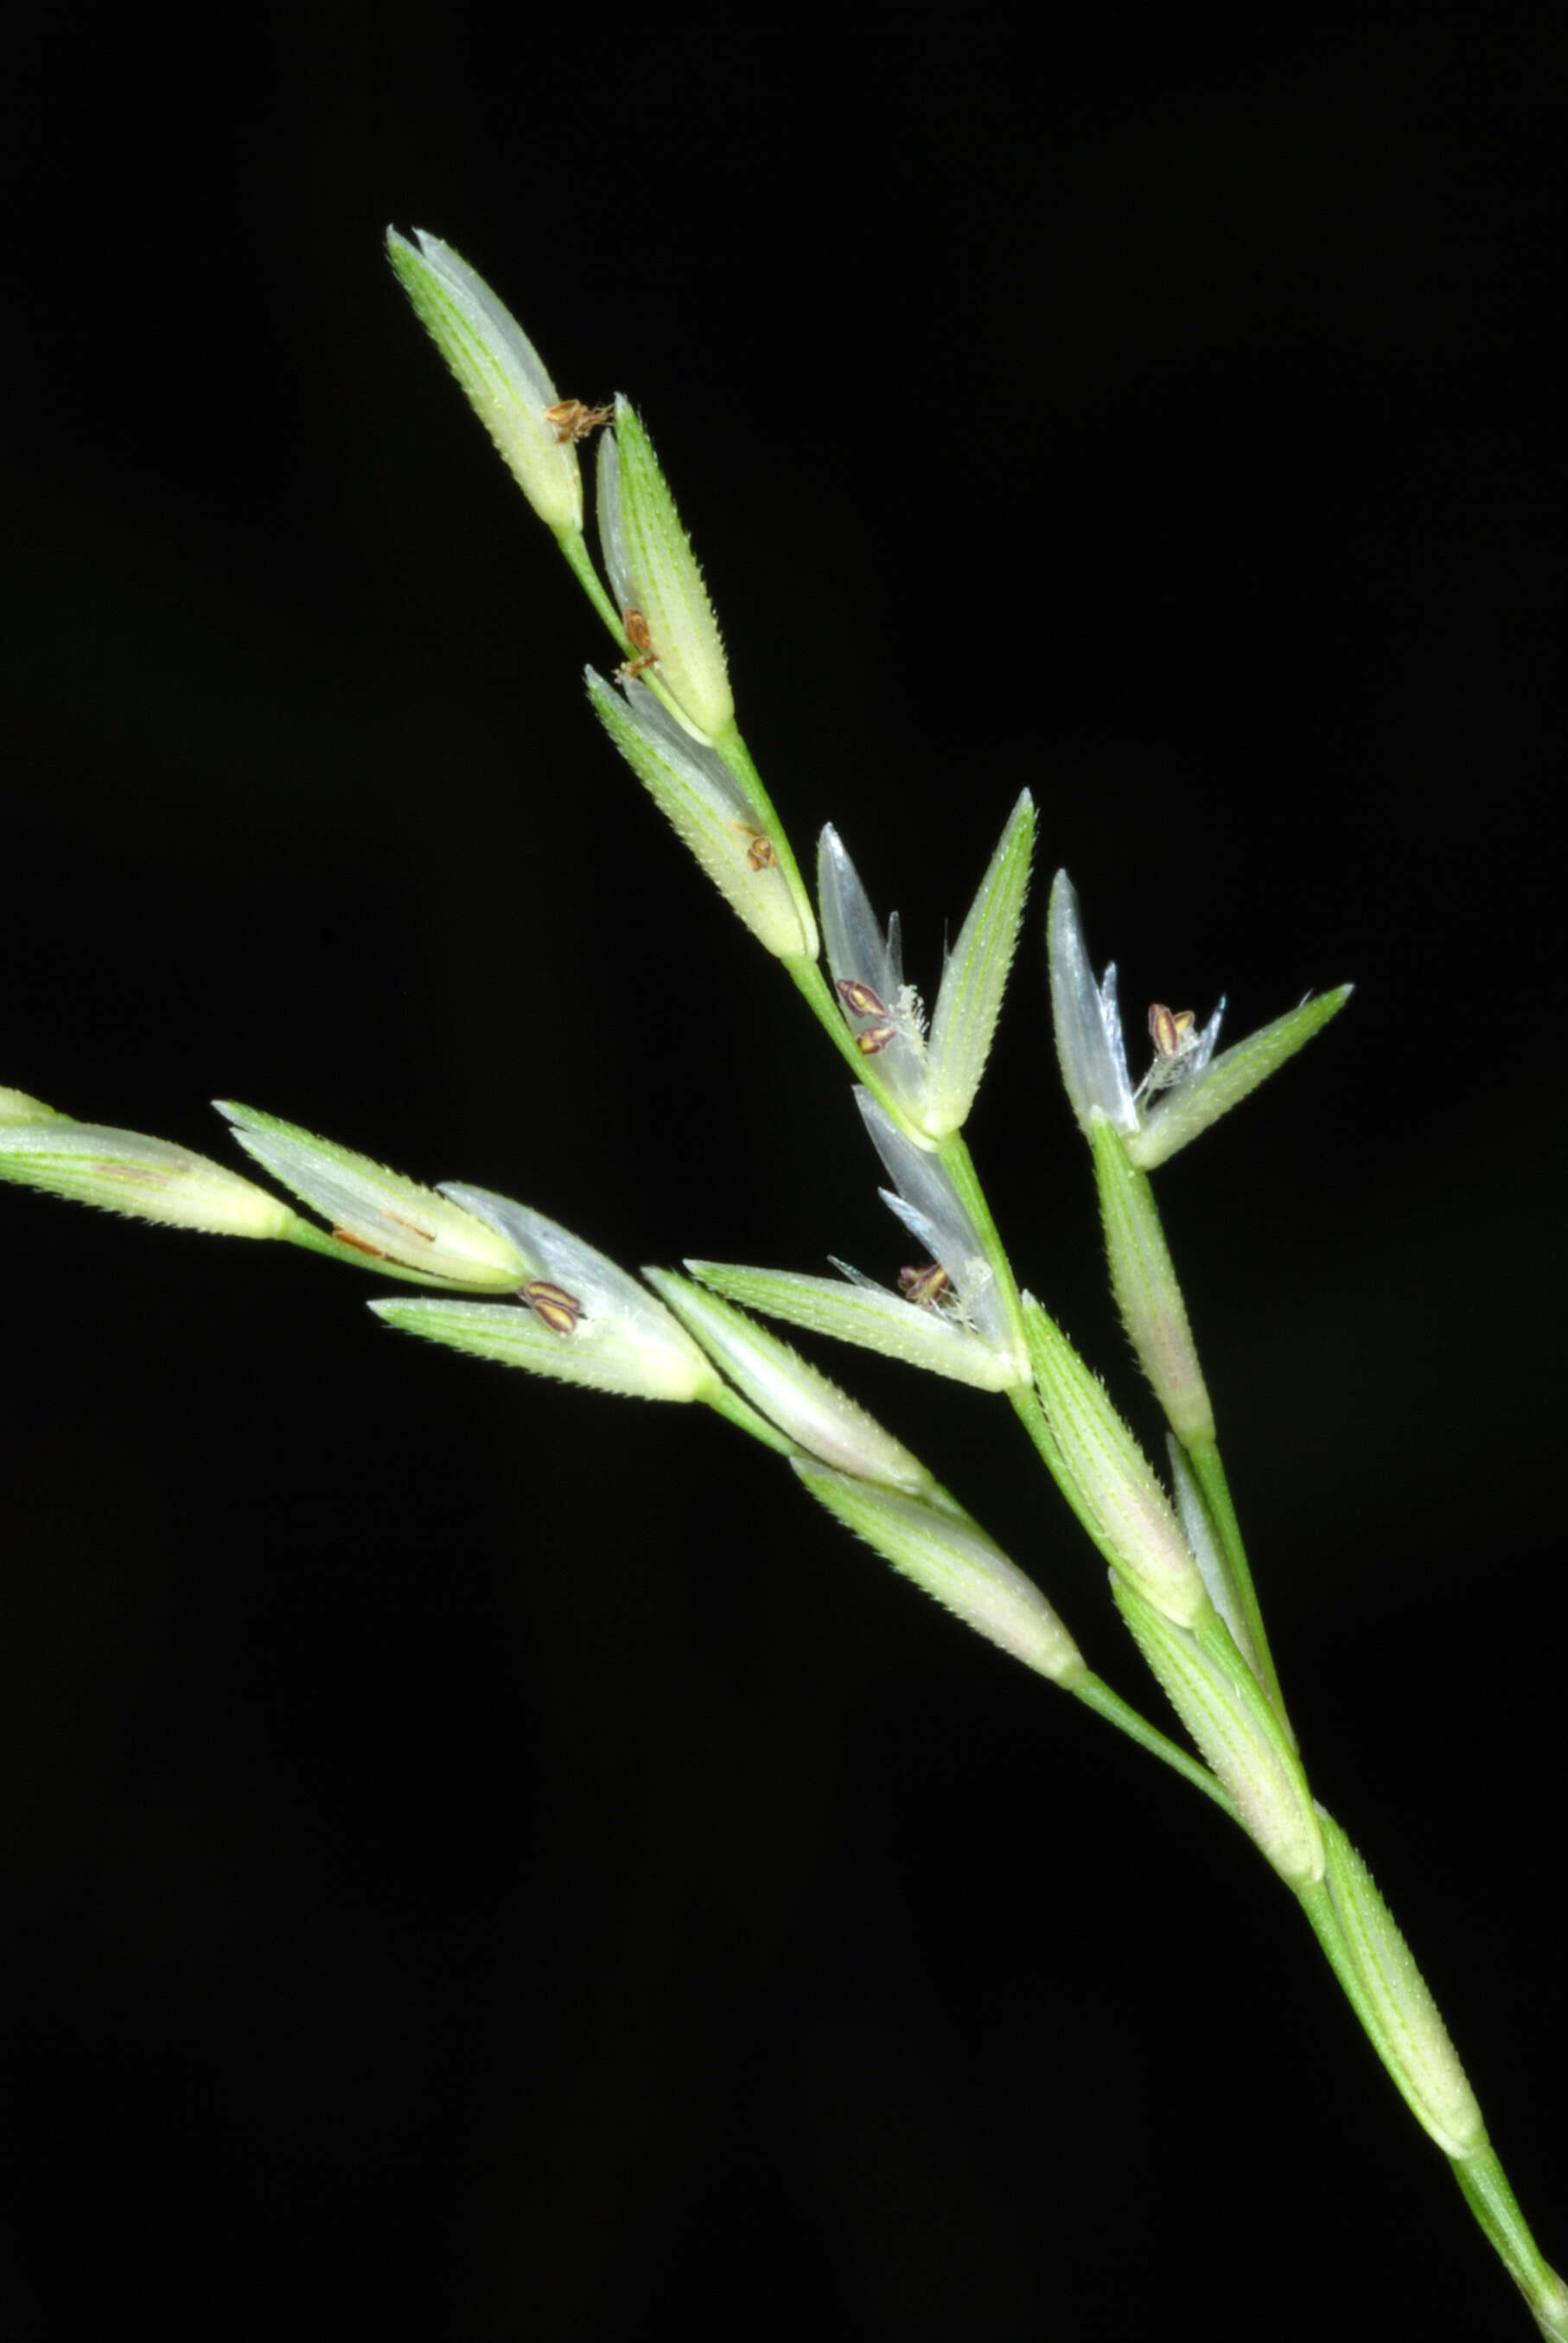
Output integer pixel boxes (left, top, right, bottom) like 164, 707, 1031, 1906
897, 1262, 953, 1308
521, 1278, 583, 1335
543, 397, 614, 444
836, 977, 890, 1018
333, 1226, 387, 1258
1149, 1004, 1197, 1059
855, 1021, 899, 1056
616, 606, 660, 681
739, 828, 777, 871
1141, 1002, 1202, 1100
383, 1208, 437, 1243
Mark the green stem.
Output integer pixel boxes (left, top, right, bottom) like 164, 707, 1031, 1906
1451, 2149, 1568, 2339
1183, 1437, 1293, 1745
1299, 1882, 1568, 2336
1068, 1670, 1236, 1817
556, 524, 624, 641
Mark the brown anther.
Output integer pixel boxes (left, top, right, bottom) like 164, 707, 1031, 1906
332, 1228, 386, 1258
383, 1210, 437, 1243
738, 827, 777, 871
835, 977, 889, 1018
615, 607, 660, 681
522, 1278, 583, 1336
543, 398, 615, 445
897, 1262, 953, 1308
1148, 1004, 1197, 1059
854, 1020, 898, 1056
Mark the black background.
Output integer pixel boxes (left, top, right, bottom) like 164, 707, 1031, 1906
3, 13, 1565, 2339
